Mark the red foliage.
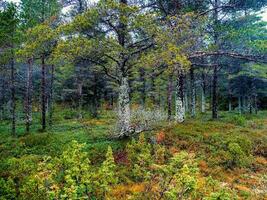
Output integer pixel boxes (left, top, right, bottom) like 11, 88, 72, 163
114, 150, 129, 165
156, 131, 166, 144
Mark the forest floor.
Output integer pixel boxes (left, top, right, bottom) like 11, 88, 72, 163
0, 107, 266, 199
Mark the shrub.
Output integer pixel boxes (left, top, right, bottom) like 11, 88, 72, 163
16, 141, 118, 199
126, 133, 153, 181
224, 114, 246, 126
207, 134, 253, 168
113, 108, 168, 134
0, 178, 16, 200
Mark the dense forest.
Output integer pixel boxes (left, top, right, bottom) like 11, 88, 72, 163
0, 0, 267, 199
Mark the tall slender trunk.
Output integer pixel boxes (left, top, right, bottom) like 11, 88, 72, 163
167, 74, 173, 120
184, 89, 189, 113
139, 67, 146, 107
201, 73, 206, 113
212, 0, 219, 119
212, 65, 218, 119
77, 82, 83, 119
92, 75, 98, 118
175, 70, 185, 123
0, 77, 4, 120
151, 71, 156, 106
41, 55, 46, 131
190, 67, 196, 118
238, 95, 242, 115
25, 58, 33, 133
10, 51, 16, 136
228, 80, 232, 112
254, 95, 258, 114
48, 65, 54, 126
201, 86, 206, 113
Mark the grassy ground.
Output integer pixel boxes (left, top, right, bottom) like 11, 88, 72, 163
0, 107, 266, 199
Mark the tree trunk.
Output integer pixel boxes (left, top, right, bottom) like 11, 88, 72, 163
48, 65, 54, 126
117, 76, 131, 137
41, 55, 46, 131
175, 70, 185, 123
10, 51, 16, 136
167, 74, 173, 120
228, 82, 232, 112
77, 82, 83, 119
201, 73, 206, 113
25, 58, 33, 133
190, 67, 196, 118
151, 71, 156, 106
212, 0, 219, 119
254, 95, 258, 114
201, 86, 206, 113
238, 96, 242, 115
139, 67, 146, 107
0, 77, 4, 120
212, 65, 218, 119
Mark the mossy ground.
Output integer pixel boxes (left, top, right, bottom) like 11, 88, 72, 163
0, 107, 266, 199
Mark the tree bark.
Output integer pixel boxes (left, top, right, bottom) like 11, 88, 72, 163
10, 51, 16, 136
175, 70, 185, 123
190, 67, 196, 118
41, 55, 46, 131
77, 82, 83, 119
48, 65, 54, 126
139, 67, 146, 107
25, 58, 33, 133
201, 73, 206, 113
212, 65, 218, 119
118, 76, 131, 136
238, 95, 242, 115
167, 74, 173, 120
212, 0, 219, 119
228, 80, 232, 112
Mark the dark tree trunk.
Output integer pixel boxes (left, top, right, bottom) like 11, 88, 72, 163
190, 67, 196, 118
25, 58, 33, 133
77, 82, 83, 119
201, 72, 206, 113
167, 74, 173, 120
212, 65, 218, 119
238, 95, 242, 114
92, 75, 98, 118
212, 0, 219, 119
41, 55, 46, 131
139, 67, 146, 107
228, 79, 232, 112
151, 71, 156, 106
0, 77, 4, 120
48, 65, 54, 126
10, 52, 16, 136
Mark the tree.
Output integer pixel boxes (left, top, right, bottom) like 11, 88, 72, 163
18, 0, 60, 131
55, 0, 156, 137
0, 3, 19, 136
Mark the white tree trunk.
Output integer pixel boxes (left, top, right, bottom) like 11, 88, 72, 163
175, 72, 185, 123
118, 76, 131, 137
